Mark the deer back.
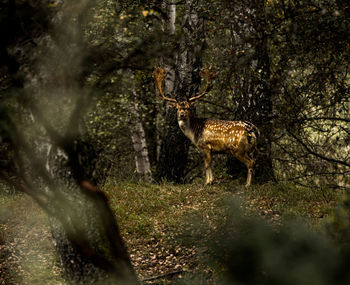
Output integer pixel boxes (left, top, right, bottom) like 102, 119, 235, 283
195, 119, 259, 154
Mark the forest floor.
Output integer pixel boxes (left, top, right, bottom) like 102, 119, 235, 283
0, 179, 344, 284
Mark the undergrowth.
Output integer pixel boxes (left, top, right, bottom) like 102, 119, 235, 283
102, 180, 344, 282
0, 180, 345, 283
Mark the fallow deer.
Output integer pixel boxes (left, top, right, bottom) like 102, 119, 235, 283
153, 67, 259, 187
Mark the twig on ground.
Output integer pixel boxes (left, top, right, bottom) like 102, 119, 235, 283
141, 269, 183, 283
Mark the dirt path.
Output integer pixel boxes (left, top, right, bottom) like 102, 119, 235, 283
0, 194, 62, 284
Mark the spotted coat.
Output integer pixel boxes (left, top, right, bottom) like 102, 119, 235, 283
175, 101, 259, 186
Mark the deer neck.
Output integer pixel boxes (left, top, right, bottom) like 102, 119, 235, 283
178, 115, 198, 144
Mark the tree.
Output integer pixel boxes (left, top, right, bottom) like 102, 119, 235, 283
266, 0, 350, 188
0, 0, 168, 282
155, 0, 207, 183
196, 0, 349, 187
130, 88, 152, 182
202, 0, 275, 184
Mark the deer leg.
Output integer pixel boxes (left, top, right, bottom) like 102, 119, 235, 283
203, 149, 213, 185
234, 153, 255, 187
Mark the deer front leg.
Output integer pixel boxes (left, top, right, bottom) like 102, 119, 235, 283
203, 149, 213, 185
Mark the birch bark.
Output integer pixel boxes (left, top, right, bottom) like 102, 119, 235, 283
130, 91, 152, 183
155, 0, 206, 182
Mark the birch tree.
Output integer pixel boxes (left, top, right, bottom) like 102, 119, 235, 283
155, 0, 206, 183
130, 90, 152, 183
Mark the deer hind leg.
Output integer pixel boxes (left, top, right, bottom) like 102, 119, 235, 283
234, 152, 255, 187
203, 149, 213, 185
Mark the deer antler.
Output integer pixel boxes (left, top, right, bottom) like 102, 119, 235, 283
189, 67, 213, 102
153, 67, 177, 103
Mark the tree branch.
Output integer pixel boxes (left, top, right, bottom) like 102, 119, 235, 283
287, 130, 350, 168
294, 117, 350, 123
141, 270, 183, 282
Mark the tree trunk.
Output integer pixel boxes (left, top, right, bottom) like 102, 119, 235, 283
155, 0, 206, 183
0, 124, 139, 284
252, 34, 275, 183
130, 92, 152, 183
168, 2, 176, 35
46, 138, 139, 284
0, 1, 140, 283
226, 1, 275, 184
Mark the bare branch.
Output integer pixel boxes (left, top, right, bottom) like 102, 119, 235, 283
141, 270, 183, 282
294, 117, 350, 123
287, 130, 350, 168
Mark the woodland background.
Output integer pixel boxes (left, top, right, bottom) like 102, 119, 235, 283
0, 0, 350, 284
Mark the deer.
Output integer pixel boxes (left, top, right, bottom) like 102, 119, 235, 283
153, 67, 260, 187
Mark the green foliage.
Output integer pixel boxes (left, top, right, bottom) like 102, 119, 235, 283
194, 202, 343, 285
1, 0, 350, 282
1, 0, 349, 186
196, 0, 350, 187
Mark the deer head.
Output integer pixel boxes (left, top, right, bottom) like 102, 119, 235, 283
153, 67, 213, 121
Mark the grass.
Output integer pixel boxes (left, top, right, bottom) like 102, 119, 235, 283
103, 180, 236, 279
105, 180, 342, 235
0, 180, 344, 283
242, 182, 341, 227
103, 180, 343, 281
104, 180, 236, 237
